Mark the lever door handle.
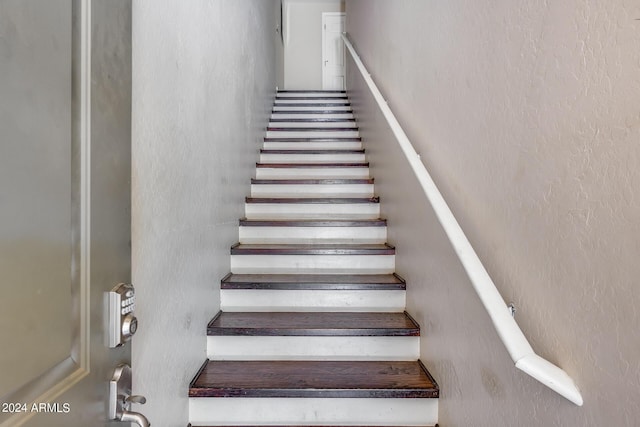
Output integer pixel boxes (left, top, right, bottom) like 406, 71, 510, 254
110, 364, 151, 426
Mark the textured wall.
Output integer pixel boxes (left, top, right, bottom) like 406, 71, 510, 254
132, 1, 276, 425
346, 0, 640, 425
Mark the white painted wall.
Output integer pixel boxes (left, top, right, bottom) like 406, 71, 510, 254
132, 1, 276, 425
283, 0, 345, 89
346, 0, 640, 425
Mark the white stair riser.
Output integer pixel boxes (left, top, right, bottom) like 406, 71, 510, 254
260, 153, 366, 163
207, 336, 420, 361
271, 113, 354, 120
230, 254, 395, 274
273, 105, 352, 112
220, 289, 406, 312
277, 92, 346, 98
245, 202, 380, 220
251, 183, 374, 198
275, 99, 349, 105
239, 225, 387, 244
189, 397, 438, 426
269, 121, 357, 128
266, 130, 360, 138
263, 141, 363, 150
255, 167, 369, 179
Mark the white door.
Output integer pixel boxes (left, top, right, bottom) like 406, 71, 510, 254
322, 13, 346, 90
0, 1, 134, 426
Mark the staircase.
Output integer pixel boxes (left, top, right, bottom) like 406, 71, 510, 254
188, 90, 439, 426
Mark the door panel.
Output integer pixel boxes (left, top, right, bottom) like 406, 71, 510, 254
322, 13, 346, 90
0, 0, 74, 399
0, 1, 132, 426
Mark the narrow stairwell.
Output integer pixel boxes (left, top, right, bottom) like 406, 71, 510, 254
188, 90, 440, 427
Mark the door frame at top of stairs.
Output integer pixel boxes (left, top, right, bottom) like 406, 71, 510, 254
322, 12, 346, 90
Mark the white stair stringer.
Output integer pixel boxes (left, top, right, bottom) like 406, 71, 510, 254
189, 90, 438, 427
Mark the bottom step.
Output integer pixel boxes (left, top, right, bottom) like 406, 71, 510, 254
189, 361, 438, 425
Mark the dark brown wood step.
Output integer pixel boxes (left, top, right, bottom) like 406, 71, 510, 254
256, 162, 369, 168
239, 218, 386, 227
275, 97, 349, 101
277, 90, 346, 93
251, 178, 374, 185
245, 197, 379, 204
189, 360, 439, 398
267, 127, 358, 132
274, 103, 351, 107
230, 243, 395, 255
264, 137, 362, 142
207, 311, 420, 336
270, 118, 355, 123
272, 110, 353, 115
220, 273, 406, 290
260, 149, 364, 155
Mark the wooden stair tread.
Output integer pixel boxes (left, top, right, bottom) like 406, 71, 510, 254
277, 90, 346, 93
230, 243, 395, 255
267, 127, 358, 132
245, 197, 379, 204
273, 103, 351, 107
220, 273, 406, 290
264, 137, 361, 142
271, 110, 353, 115
189, 360, 439, 398
275, 97, 349, 101
270, 118, 356, 122
261, 149, 364, 154
207, 311, 420, 336
251, 178, 374, 185
239, 218, 386, 227
256, 162, 369, 168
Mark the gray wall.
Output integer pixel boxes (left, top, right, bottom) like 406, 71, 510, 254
346, 0, 640, 426
132, 1, 277, 425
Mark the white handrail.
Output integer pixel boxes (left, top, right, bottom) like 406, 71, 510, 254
342, 33, 583, 406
